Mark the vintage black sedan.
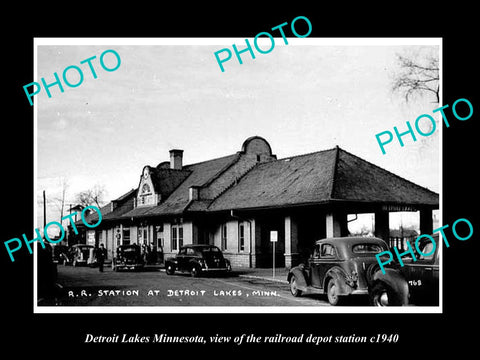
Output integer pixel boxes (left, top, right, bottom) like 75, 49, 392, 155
370, 234, 439, 306
165, 244, 232, 277
112, 244, 145, 271
287, 237, 389, 305
67, 244, 96, 267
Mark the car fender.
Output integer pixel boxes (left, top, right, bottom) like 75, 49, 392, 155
188, 259, 201, 269
324, 267, 350, 295
288, 266, 309, 291
165, 258, 177, 268
373, 268, 409, 304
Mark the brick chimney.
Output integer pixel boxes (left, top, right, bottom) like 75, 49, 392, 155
169, 149, 183, 170
189, 186, 200, 201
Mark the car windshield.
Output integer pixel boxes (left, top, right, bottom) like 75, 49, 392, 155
201, 247, 220, 253
352, 243, 383, 254
200, 247, 222, 257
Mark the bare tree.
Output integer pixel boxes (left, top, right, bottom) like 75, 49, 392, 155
75, 184, 106, 209
392, 51, 439, 104
53, 177, 69, 225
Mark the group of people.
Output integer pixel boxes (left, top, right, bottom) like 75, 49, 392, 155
141, 243, 159, 265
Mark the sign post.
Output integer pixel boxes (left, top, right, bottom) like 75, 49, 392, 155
270, 231, 278, 279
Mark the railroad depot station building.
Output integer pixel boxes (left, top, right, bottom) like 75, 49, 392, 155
73, 136, 439, 268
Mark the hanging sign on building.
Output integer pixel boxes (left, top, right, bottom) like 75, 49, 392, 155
87, 231, 96, 246
381, 205, 417, 212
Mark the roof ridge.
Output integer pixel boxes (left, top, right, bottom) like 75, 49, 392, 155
276, 146, 338, 162
329, 145, 340, 199
199, 153, 242, 188
113, 188, 137, 202
209, 161, 259, 205
183, 153, 238, 168
152, 167, 192, 173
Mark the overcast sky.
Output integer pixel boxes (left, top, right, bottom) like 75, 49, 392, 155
36, 39, 440, 232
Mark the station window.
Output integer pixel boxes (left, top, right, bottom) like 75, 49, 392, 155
122, 228, 130, 245
221, 224, 228, 250
238, 223, 245, 252
156, 224, 164, 249
172, 225, 183, 251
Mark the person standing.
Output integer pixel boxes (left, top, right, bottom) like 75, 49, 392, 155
150, 243, 157, 265
96, 243, 107, 272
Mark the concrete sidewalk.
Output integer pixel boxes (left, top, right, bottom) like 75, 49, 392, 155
235, 267, 289, 284
141, 263, 290, 284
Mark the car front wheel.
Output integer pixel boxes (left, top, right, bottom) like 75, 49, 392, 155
289, 275, 302, 297
165, 264, 175, 275
190, 265, 200, 278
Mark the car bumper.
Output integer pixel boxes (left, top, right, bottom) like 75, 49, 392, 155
117, 264, 144, 269
201, 267, 231, 272
350, 289, 369, 295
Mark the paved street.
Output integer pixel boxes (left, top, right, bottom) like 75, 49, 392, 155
51, 264, 362, 307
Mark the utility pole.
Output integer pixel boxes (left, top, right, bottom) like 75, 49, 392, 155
43, 190, 46, 229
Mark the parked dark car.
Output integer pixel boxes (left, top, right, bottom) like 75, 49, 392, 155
370, 234, 439, 306
165, 244, 232, 277
52, 245, 70, 264
67, 244, 96, 267
112, 244, 145, 271
287, 237, 389, 305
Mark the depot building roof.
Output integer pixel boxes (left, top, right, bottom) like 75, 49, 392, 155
79, 137, 439, 225
208, 146, 439, 211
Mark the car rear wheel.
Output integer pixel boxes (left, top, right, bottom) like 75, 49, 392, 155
289, 275, 302, 297
165, 264, 175, 275
326, 278, 342, 306
366, 263, 380, 286
370, 282, 404, 306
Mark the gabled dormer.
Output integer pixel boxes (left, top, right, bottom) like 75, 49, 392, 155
135, 152, 193, 208
137, 166, 159, 206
